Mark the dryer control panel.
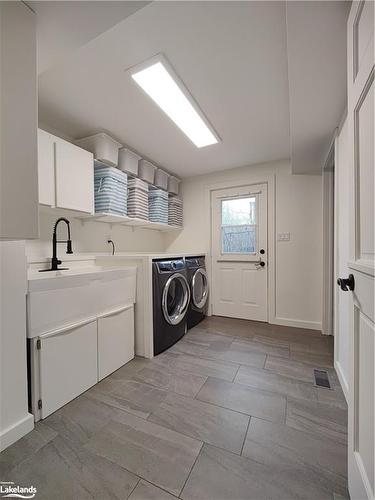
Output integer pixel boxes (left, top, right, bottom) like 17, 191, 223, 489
154, 259, 185, 273
185, 256, 206, 269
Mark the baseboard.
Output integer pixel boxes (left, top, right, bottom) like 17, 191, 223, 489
0, 413, 34, 452
272, 316, 322, 331
334, 360, 349, 403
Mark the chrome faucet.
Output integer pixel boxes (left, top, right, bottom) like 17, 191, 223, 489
39, 217, 73, 272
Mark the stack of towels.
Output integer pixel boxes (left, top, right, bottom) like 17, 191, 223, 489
148, 188, 168, 223
127, 177, 149, 220
168, 195, 183, 226
94, 164, 128, 215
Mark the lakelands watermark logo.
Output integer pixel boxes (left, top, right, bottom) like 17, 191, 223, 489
0, 482, 37, 499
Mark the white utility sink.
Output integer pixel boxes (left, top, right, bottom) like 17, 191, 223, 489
27, 265, 137, 338
28, 265, 134, 286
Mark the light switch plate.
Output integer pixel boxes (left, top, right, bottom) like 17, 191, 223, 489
278, 232, 290, 241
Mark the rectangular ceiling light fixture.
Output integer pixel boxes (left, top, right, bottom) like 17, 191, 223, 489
130, 55, 219, 148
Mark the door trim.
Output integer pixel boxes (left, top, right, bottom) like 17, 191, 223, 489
333, 111, 350, 403
322, 138, 336, 336
206, 175, 275, 325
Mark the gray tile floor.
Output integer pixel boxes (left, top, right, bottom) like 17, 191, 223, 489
1, 317, 349, 500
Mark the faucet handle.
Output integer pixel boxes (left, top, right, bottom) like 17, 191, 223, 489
66, 240, 73, 254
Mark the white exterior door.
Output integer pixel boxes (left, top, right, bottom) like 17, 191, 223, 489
211, 184, 267, 321
346, 2, 374, 499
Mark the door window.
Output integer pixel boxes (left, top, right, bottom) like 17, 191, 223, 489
163, 275, 190, 325
221, 196, 257, 254
192, 269, 208, 308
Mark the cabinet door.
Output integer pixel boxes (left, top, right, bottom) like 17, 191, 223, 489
55, 137, 94, 213
37, 129, 55, 206
98, 305, 134, 381
39, 319, 97, 419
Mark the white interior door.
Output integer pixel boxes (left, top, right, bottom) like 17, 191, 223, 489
211, 184, 267, 321
346, 2, 374, 499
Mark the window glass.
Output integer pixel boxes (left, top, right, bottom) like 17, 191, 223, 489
221, 197, 256, 225
221, 196, 257, 254
166, 278, 184, 316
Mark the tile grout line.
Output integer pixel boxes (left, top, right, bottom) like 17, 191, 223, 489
178, 441, 204, 498
132, 478, 180, 499
240, 416, 251, 456
231, 361, 242, 383
262, 353, 268, 369
126, 477, 141, 500
194, 386, 284, 424
171, 348, 243, 373
284, 394, 288, 425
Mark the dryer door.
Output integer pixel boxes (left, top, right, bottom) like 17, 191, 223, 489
192, 268, 209, 309
162, 273, 190, 325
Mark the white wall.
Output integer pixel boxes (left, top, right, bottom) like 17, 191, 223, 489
0, 241, 34, 451
0, 2, 39, 240
165, 160, 323, 330
334, 116, 350, 397
26, 211, 166, 259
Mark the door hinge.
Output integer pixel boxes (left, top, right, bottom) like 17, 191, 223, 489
36, 339, 41, 350
38, 399, 42, 410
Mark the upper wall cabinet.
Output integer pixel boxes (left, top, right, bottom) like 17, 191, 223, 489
38, 130, 55, 207
0, 3, 39, 240
38, 130, 94, 214
55, 137, 94, 213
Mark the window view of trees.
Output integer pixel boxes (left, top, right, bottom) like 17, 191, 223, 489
221, 197, 257, 254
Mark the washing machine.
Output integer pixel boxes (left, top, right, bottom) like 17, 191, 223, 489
186, 256, 209, 330
152, 258, 190, 355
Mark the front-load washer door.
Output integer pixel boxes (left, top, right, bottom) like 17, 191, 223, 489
162, 273, 191, 325
192, 268, 209, 309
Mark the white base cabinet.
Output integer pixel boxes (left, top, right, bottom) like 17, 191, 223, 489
27, 266, 136, 421
37, 319, 98, 419
98, 305, 134, 381
29, 305, 135, 421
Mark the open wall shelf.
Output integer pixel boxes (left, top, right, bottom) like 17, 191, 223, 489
78, 212, 182, 232
39, 206, 182, 232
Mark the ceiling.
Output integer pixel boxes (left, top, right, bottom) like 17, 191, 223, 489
37, 1, 350, 178
28, 1, 150, 73
286, 1, 350, 173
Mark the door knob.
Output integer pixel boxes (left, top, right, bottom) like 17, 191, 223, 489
260, 249, 265, 254
255, 258, 265, 269
337, 274, 355, 291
